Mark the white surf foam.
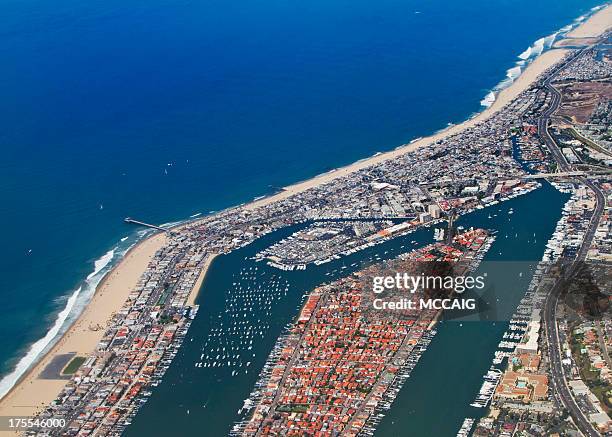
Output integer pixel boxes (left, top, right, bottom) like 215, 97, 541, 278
136, 229, 153, 237
86, 249, 114, 280
544, 32, 558, 49
506, 65, 522, 80
0, 286, 80, 399
518, 46, 532, 60
494, 65, 523, 90
479, 91, 496, 108
0, 247, 121, 401
575, 14, 587, 23
532, 37, 546, 57
480, 4, 604, 108
160, 219, 185, 228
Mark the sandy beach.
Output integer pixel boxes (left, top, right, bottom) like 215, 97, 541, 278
238, 4, 610, 213
567, 4, 612, 38
186, 254, 218, 306
239, 50, 566, 212
0, 234, 166, 434
0, 3, 609, 433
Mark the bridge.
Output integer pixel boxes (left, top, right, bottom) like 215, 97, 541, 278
523, 170, 586, 179
523, 169, 612, 179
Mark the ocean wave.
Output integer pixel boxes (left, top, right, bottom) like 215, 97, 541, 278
544, 32, 558, 49
0, 286, 80, 399
480, 91, 496, 108
121, 236, 129, 242
493, 65, 522, 91
575, 14, 587, 23
160, 219, 186, 228
480, 4, 604, 107
0, 241, 134, 400
86, 249, 114, 281
532, 37, 546, 57
137, 229, 152, 237
518, 46, 532, 60
506, 65, 522, 80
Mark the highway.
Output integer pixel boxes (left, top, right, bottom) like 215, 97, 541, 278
542, 179, 604, 437
538, 46, 606, 437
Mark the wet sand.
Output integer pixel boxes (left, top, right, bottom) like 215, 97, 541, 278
0, 234, 166, 434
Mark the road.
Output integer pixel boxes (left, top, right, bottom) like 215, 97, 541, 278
538, 46, 606, 437
595, 323, 612, 370
52, 246, 190, 431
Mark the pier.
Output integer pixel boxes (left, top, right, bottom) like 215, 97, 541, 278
124, 217, 172, 233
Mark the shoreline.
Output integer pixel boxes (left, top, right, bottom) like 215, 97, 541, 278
186, 253, 218, 306
0, 233, 166, 432
230, 4, 610, 214
0, 3, 609, 431
567, 4, 611, 38
237, 49, 569, 212
183, 47, 567, 223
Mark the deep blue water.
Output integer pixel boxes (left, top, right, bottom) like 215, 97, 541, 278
0, 0, 603, 397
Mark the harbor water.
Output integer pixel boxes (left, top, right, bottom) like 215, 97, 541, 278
0, 0, 599, 424
127, 183, 569, 436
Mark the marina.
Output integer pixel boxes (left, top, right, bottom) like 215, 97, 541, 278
236, 229, 494, 436
121, 182, 569, 437
2, 4, 608, 435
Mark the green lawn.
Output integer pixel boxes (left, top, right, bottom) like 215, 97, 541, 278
62, 356, 86, 375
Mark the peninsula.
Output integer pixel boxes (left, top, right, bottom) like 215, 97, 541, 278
0, 4, 610, 436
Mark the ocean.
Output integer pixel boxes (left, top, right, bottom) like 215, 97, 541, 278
0, 0, 604, 418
